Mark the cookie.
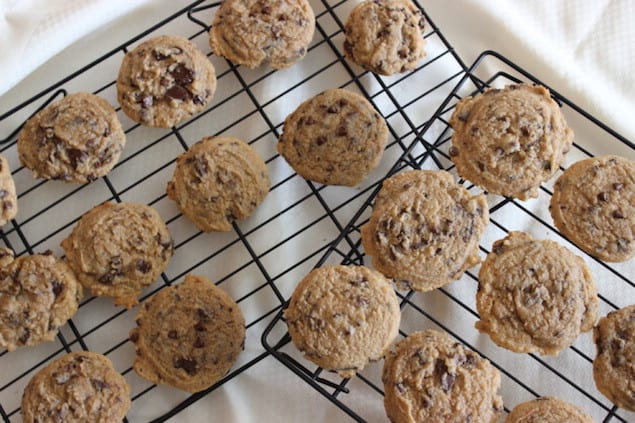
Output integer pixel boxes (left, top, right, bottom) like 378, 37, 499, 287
550, 155, 635, 262
61, 202, 173, 308
130, 274, 245, 393
0, 248, 82, 352
360, 170, 489, 291
117, 35, 217, 128
476, 231, 598, 355
17, 92, 126, 183
448, 84, 573, 200
343, 0, 427, 75
209, 0, 315, 69
0, 155, 18, 225
284, 265, 400, 378
167, 136, 270, 232
593, 304, 635, 411
21, 351, 130, 423
505, 397, 595, 423
277, 88, 389, 186
382, 329, 504, 423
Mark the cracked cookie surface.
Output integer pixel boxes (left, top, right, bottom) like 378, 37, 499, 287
167, 136, 270, 232
21, 351, 130, 423
505, 396, 594, 423
449, 84, 573, 200
0, 249, 81, 352
593, 304, 635, 411
130, 274, 245, 393
476, 231, 598, 355
284, 265, 400, 378
382, 329, 503, 423
61, 202, 173, 308
209, 0, 315, 69
18, 93, 126, 183
344, 0, 427, 75
550, 155, 635, 262
361, 170, 489, 291
277, 88, 388, 186
117, 35, 217, 127
0, 155, 17, 225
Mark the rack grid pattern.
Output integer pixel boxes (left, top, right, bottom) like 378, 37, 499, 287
0, 1, 633, 422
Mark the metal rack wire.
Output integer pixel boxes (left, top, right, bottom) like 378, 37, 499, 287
0, 0, 633, 422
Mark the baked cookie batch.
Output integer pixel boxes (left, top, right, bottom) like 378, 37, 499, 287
1, 0, 633, 421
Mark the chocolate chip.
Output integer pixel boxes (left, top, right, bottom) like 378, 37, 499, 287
2, 201, 12, 211
356, 296, 369, 307
435, 361, 455, 392
315, 136, 327, 146
448, 146, 459, 157
327, 105, 339, 114
194, 157, 208, 177
170, 64, 194, 85
167, 329, 178, 339
197, 308, 211, 320
194, 321, 207, 332
398, 49, 408, 59
520, 127, 530, 137
130, 331, 139, 342
136, 259, 151, 274
396, 382, 406, 394
193, 95, 205, 105
418, 18, 426, 28
173, 357, 198, 375
278, 13, 287, 21
378, 29, 390, 38
597, 192, 609, 202
613, 210, 625, 219
166, 85, 191, 101
193, 337, 205, 348
19, 328, 30, 344
261, 5, 271, 14
51, 280, 63, 297
477, 161, 485, 171
613, 182, 624, 191
67, 148, 87, 169
336, 126, 348, 136
343, 40, 352, 54
492, 242, 505, 255
91, 379, 110, 391
272, 26, 282, 38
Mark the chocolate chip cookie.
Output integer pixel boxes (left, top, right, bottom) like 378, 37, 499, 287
209, 0, 315, 69
382, 329, 504, 423
167, 136, 270, 232
61, 202, 173, 308
277, 88, 388, 186
360, 170, 489, 291
550, 155, 635, 262
0, 248, 82, 352
505, 397, 595, 423
130, 274, 245, 393
17, 92, 126, 183
21, 351, 130, 423
449, 84, 573, 200
117, 35, 217, 128
476, 231, 598, 355
284, 265, 401, 378
343, 0, 427, 75
593, 304, 635, 411
0, 155, 17, 225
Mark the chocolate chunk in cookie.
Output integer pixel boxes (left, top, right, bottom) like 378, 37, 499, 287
0, 155, 18, 225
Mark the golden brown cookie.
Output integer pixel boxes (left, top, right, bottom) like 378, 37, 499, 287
449, 84, 573, 200
130, 274, 245, 393
277, 88, 389, 186
476, 231, 598, 355
505, 397, 595, 423
382, 329, 504, 423
61, 202, 173, 308
550, 155, 635, 262
117, 35, 217, 128
17, 92, 126, 183
593, 304, 635, 411
284, 265, 400, 378
21, 351, 130, 423
0, 248, 82, 352
0, 155, 18, 225
343, 0, 427, 75
361, 170, 489, 291
167, 136, 270, 232
209, 0, 315, 69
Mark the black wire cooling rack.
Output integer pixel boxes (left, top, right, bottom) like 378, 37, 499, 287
0, 1, 633, 422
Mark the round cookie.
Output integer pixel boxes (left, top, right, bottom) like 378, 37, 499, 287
505, 397, 595, 423
167, 136, 270, 232
117, 35, 217, 128
284, 265, 400, 378
277, 89, 388, 186
360, 170, 489, 291
21, 351, 130, 423
550, 155, 635, 262
209, 0, 315, 69
17, 92, 126, 183
593, 304, 635, 411
129, 274, 245, 393
0, 155, 18, 225
476, 231, 598, 355
382, 329, 503, 423
343, 0, 427, 75
0, 248, 82, 352
448, 84, 573, 200
61, 202, 173, 308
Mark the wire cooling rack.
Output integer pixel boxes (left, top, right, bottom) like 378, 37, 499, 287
0, 1, 633, 422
